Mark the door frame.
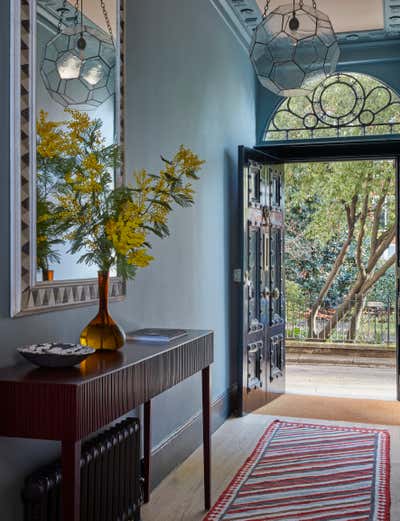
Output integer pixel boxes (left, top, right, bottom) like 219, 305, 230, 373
256, 138, 400, 401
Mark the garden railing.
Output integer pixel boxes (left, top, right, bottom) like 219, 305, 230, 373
286, 296, 396, 345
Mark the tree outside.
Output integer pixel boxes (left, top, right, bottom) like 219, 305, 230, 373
285, 159, 396, 345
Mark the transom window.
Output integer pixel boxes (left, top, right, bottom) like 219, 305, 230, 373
264, 72, 400, 142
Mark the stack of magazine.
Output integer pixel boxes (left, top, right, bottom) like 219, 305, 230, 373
126, 329, 188, 344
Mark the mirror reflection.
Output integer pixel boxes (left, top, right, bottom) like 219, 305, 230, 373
36, 0, 118, 282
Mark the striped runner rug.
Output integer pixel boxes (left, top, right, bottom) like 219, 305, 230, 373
204, 420, 390, 521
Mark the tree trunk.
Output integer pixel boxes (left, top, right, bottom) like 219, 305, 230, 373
347, 294, 366, 342
308, 197, 358, 337
319, 297, 354, 340
318, 254, 396, 340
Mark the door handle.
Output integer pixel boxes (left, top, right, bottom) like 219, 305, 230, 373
248, 282, 255, 299
263, 287, 280, 300
263, 233, 269, 272
272, 287, 280, 300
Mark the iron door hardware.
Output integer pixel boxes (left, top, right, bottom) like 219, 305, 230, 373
263, 287, 280, 300
249, 322, 264, 333
247, 341, 264, 390
263, 233, 269, 272
270, 334, 284, 381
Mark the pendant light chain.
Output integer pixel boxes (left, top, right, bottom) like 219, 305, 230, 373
73, 0, 80, 26
81, 0, 85, 34
100, 0, 115, 46
263, 0, 318, 14
57, 0, 68, 33
262, 0, 271, 19
65, 0, 114, 46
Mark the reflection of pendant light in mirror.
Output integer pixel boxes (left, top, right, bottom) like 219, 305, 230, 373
82, 60, 107, 85
41, 0, 116, 110
57, 52, 82, 80
250, 0, 340, 97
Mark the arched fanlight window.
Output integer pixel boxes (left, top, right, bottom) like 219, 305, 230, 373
264, 72, 400, 141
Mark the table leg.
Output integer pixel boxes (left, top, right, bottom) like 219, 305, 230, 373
202, 365, 211, 510
61, 440, 81, 521
143, 400, 152, 504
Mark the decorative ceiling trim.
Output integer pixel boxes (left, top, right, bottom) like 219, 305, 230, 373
214, 0, 400, 52
385, 0, 400, 33
209, 0, 261, 51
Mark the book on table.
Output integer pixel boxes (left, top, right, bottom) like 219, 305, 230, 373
126, 328, 188, 343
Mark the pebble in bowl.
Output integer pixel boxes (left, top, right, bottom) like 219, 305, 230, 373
17, 343, 95, 368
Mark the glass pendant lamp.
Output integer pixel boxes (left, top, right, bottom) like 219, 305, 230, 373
250, 0, 340, 97
40, 0, 116, 110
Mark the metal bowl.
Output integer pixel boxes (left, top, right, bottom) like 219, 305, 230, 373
17, 343, 95, 368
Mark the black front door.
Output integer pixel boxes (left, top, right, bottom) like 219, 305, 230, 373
238, 146, 286, 415
397, 158, 400, 401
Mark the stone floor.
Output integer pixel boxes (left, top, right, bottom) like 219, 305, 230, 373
287, 362, 397, 400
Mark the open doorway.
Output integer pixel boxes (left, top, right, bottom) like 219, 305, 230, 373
285, 159, 397, 400
237, 73, 400, 416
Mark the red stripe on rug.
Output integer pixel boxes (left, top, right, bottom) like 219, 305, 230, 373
203, 420, 390, 521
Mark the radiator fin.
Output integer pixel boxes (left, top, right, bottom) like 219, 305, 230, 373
22, 418, 141, 521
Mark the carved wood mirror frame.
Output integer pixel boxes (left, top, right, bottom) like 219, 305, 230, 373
10, 0, 126, 317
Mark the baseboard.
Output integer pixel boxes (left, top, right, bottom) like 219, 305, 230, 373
149, 384, 238, 489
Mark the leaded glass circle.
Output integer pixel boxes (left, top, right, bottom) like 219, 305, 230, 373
313, 74, 365, 126
265, 73, 400, 141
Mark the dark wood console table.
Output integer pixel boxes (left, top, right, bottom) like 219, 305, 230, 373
0, 330, 214, 521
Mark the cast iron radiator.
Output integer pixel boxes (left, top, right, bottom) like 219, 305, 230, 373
22, 418, 142, 521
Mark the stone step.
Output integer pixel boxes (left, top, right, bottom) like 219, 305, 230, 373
287, 341, 395, 358
286, 352, 396, 368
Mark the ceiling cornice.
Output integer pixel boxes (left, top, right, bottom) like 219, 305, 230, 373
213, 0, 400, 52
209, 0, 259, 51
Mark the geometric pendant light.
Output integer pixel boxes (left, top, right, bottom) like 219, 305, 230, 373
40, 0, 116, 110
250, 0, 340, 97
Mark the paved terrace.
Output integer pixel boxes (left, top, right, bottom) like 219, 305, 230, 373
286, 340, 397, 401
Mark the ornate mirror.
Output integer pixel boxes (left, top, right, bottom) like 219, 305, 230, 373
11, 0, 126, 316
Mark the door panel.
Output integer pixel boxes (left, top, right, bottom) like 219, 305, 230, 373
396, 158, 400, 401
266, 165, 286, 397
238, 146, 286, 415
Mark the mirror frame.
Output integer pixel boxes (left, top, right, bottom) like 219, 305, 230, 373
10, 0, 126, 317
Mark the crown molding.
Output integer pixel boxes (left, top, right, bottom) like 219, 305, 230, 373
210, 0, 400, 54
209, 0, 261, 51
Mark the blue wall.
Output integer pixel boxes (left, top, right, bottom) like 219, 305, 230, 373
256, 39, 400, 143
0, 0, 256, 518
123, 0, 256, 445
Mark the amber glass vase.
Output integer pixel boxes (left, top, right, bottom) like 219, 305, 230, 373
42, 269, 54, 281
80, 271, 126, 351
